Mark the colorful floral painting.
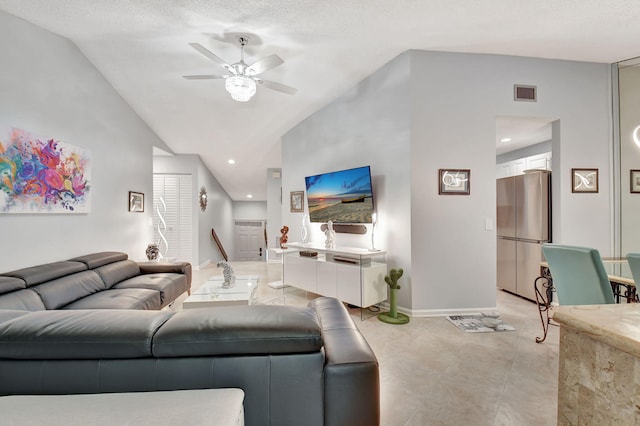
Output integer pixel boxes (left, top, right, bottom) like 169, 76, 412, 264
0, 127, 90, 213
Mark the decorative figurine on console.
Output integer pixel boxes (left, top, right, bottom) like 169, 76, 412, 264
324, 220, 336, 249
280, 225, 289, 249
217, 261, 236, 288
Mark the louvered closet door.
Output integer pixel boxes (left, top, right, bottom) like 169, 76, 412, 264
153, 174, 193, 264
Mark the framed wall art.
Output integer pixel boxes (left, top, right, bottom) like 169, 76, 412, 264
290, 191, 304, 212
129, 191, 144, 212
0, 127, 91, 213
631, 170, 640, 193
438, 169, 470, 195
572, 168, 598, 193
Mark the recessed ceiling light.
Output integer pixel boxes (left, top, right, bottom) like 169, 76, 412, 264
227, 159, 236, 165
246, 194, 253, 199
500, 138, 512, 143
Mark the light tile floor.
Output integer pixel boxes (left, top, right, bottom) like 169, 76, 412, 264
181, 261, 559, 426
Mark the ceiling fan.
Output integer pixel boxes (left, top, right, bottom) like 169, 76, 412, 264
183, 35, 297, 102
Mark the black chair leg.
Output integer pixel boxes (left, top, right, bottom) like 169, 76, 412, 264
534, 275, 553, 343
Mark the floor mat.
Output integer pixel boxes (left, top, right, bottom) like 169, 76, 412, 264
446, 314, 516, 333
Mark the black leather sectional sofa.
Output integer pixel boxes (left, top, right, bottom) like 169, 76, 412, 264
0, 253, 380, 425
0, 252, 191, 310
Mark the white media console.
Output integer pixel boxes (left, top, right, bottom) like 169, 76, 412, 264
283, 242, 387, 308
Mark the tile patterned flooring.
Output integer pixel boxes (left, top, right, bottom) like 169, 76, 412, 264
183, 261, 559, 426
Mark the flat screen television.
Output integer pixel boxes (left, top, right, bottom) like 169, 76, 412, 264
304, 165, 374, 223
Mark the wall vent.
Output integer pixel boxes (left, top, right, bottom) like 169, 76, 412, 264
514, 84, 537, 102
271, 171, 281, 179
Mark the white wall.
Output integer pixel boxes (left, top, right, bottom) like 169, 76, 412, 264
233, 201, 267, 221
282, 52, 413, 308
282, 49, 612, 315
0, 11, 173, 270
410, 51, 612, 313
153, 154, 234, 268
496, 140, 552, 164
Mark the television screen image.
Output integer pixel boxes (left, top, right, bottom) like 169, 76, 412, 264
305, 165, 374, 223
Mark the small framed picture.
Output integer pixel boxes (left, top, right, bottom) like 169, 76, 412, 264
631, 170, 640, 193
572, 168, 598, 193
129, 191, 144, 212
290, 191, 304, 212
439, 169, 470, 195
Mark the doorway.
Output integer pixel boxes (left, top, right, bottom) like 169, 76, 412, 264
235, 221, 265, 261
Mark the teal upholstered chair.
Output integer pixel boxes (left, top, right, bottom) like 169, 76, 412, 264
625, 253, 640, 288
541, 244, 615, 306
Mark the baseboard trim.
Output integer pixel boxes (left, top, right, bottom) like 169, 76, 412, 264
194, 259, 211, 271
408, 306, 499, 317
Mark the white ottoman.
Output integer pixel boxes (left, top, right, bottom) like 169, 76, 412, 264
0, 388, 244, 426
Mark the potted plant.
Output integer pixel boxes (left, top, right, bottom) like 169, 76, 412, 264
378, 268, 410, 324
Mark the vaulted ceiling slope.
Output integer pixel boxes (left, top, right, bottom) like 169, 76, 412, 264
1, 1, 639, 200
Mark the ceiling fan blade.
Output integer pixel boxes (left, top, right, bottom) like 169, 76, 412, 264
246, 54, 284, 75
188, 43, 235, 73
257, 79, 298, 95
182, 74, 224, 80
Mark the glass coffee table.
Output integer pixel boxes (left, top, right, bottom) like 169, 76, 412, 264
182, 275, 259, 309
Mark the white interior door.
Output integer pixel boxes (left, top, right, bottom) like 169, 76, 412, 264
235, 221, 264, 261
153, 174, 193, 263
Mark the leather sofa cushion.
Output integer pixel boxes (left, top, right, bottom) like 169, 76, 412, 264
2, 261, 87, 287
93, 260, 141, 288
153, 305, 322, 357
0, 276, 26, 295
62, 288, 162, 310
0, 289, 46, 311
0, 310, 30, 324
69, 252, 128, 269
139, 262, 192, 289
31, 271, 107, 310
113, 274, 188, 306
0, 310, 174, 359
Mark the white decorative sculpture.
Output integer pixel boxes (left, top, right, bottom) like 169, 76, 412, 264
217, 261, 236, 288
324, 220, 336, 249
301, 213, 308, 245
155, 197, 168, 262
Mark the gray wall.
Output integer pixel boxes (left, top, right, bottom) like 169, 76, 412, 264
282, 49, 613, 315
0, 11, 172, 270
153, 154, 234, 268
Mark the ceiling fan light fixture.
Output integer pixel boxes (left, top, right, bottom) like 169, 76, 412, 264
225, 75, 256, 102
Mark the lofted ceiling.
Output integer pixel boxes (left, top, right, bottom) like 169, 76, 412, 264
1, 1, 639, 200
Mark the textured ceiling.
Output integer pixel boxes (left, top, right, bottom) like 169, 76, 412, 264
1, 0, 639, 200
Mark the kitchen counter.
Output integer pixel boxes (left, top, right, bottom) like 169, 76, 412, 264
553, 304, 640, 424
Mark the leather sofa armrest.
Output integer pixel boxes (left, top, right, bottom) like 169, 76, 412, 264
137, 262, 192, 288
309, 297, 380, 426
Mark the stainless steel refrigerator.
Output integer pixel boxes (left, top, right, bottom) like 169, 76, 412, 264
497, 170, 551, 301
